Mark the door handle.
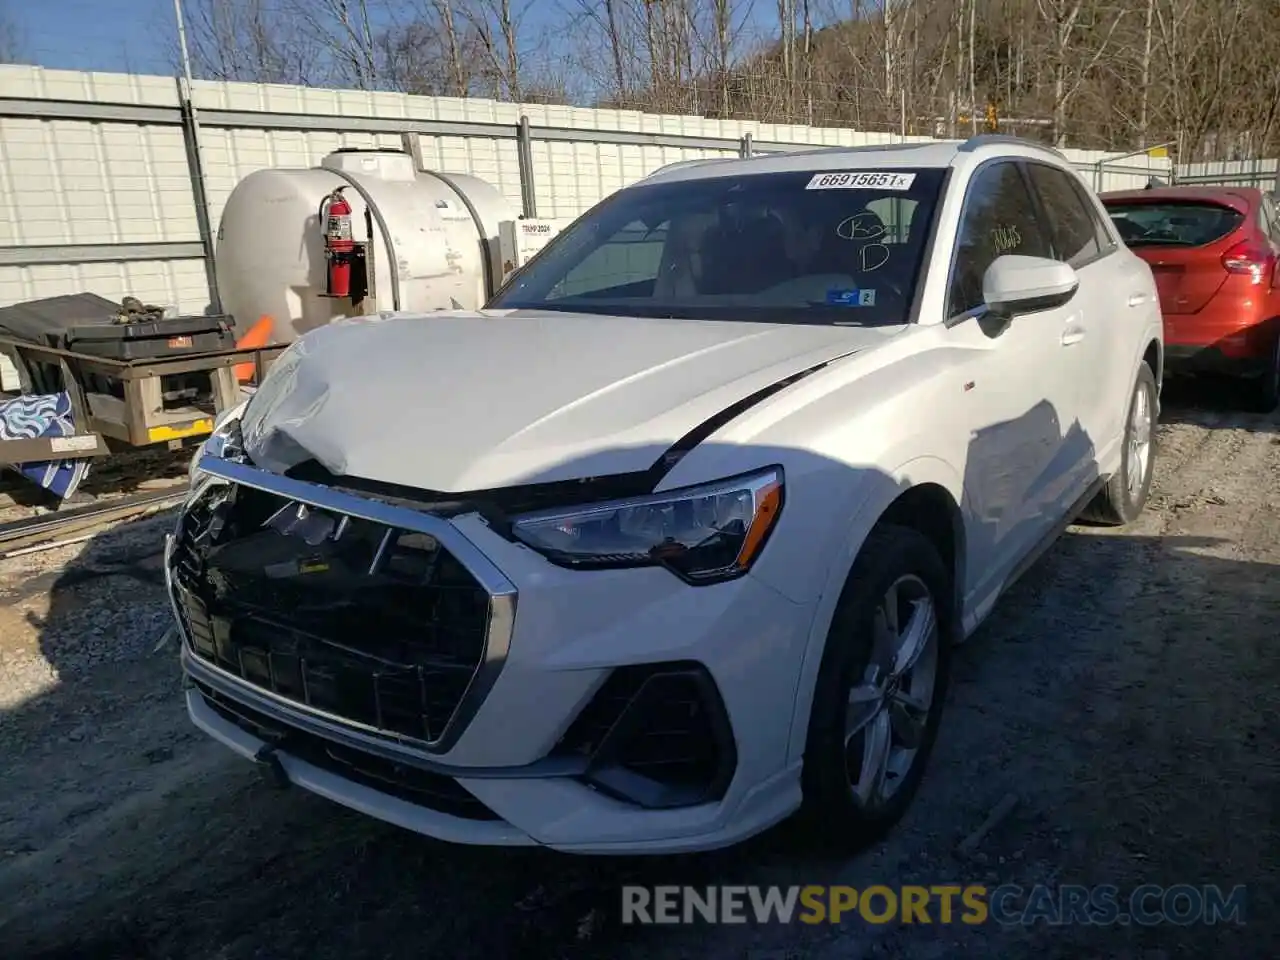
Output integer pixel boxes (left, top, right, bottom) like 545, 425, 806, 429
1061, 329, 1086, 346
1127, 293, 1149, 307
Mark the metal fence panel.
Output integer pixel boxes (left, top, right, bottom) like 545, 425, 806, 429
0, 64, 1174, 316
1176, 158, 1280, 190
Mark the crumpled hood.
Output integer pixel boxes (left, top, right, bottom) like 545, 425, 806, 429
239, 310, 894, 491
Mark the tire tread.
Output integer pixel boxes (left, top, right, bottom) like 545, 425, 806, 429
797, 523, 952, 853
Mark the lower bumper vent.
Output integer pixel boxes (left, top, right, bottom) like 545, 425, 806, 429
554, 662, 737, 810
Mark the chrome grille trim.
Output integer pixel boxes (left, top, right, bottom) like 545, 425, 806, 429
165, 453, 518, 756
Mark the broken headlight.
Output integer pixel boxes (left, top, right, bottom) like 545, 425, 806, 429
509, 467, 784, 584
188, 401, 247, 483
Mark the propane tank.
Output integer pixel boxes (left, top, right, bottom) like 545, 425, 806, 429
214, 148, 522, 345
321, 187, 356, 298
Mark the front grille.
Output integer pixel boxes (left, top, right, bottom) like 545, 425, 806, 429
194, 681, 499, 820
172, 480, 494, 748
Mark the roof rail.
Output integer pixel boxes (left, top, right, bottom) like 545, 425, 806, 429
639, 156, 733, 181
957, 133, 1069, 161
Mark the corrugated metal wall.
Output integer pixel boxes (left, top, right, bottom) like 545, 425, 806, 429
1175, 158, 1280, 190
0, 64, 1174, 317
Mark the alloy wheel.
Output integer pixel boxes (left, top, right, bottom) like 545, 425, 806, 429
1127, 378, 1153, 500
844, 574, 940, 810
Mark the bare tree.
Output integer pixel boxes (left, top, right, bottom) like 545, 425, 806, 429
433, 0, 469, 97
380, 11, 482, 95
710, 0, 733, 114
157, 0, 1280, 159
288, 0, 382, 88
604, 0, 630, 100
1136, 0, 1155, 146
179, 0, 320, 84
1036, 0, 1126, 145
0, 0, 24, 64
462, 0, 526, 100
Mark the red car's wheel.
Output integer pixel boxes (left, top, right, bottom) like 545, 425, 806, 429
1249, 327, 1280, 413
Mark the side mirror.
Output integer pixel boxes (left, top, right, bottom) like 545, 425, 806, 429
982, 255, 1079, 318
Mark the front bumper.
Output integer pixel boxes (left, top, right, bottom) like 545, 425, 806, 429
171, 456, 809, 854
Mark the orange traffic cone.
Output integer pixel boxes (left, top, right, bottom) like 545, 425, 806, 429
233, 315, 273, 384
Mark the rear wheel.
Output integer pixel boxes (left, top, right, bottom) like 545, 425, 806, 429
798, 525, 952, 853
1247, 328, 1280, 413
1081, 361, 1157, 526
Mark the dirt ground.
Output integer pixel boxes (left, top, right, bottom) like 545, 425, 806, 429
0, 379, 1276, 960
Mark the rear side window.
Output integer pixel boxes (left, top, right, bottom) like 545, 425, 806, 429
1026, 163, 1102, 266
1070, 178, 1117, 251
1103, 201, 1245, 248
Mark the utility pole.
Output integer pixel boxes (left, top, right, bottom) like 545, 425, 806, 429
173, 0, 195, 97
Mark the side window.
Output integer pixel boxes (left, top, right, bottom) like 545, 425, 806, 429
548, 219, 666, 300
949, 162, 1054, 317
1026, 163, 1102, 266
1069, 177, 1117, 251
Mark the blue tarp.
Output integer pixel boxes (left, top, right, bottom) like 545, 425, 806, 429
0, 392, 92, 499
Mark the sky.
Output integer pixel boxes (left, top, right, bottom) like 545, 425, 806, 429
13, 0, 184, 75
10, 0, 574, 77
7, 0, 790, 81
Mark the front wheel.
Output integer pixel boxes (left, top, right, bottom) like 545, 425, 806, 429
1080, 361, 1157, 526
798, 524, 953, 853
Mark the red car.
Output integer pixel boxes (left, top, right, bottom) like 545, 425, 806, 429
1100, 186, 1280, 411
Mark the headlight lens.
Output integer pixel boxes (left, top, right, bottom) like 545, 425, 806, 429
510, 467, 783, 583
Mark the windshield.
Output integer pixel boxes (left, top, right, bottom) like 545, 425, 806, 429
1103, 201, 1245, 248
488, 167, 947, 325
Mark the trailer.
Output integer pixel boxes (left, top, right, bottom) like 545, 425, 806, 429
0, 145, 567, 495
0, 294, 285, 493
0, 337, 284, 447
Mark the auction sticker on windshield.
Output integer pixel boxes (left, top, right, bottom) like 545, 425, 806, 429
805, 172, 917, 191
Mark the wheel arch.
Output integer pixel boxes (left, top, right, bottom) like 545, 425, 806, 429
784, 458, 968, 766
877, 482, 966, 630
1143, 337, 1163, 395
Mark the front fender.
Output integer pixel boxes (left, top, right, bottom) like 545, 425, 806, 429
779, 454, 966, 766
665, 438, 969, 769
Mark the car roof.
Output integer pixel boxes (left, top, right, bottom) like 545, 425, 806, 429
1099, 185, 1261, 214
638, 135, 1077, 187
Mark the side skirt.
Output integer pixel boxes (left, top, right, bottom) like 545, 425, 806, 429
957, 474, 1108, 644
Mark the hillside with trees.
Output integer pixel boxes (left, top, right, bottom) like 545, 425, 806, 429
171, 0, 1280, 160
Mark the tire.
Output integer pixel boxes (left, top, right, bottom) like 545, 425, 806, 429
1079, 361, 1157, 526
798, 524, 953, 853
1246, 329, 1280, 414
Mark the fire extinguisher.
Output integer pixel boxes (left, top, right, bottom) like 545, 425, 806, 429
320, 186, 354, 298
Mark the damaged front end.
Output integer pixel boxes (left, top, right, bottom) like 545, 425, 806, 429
162, 334, 823, 837
166, 423, 760, 830
168, 450, 517, 757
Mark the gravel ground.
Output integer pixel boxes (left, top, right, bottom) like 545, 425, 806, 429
0, 379, 1276, 960
0, 447, 190, 527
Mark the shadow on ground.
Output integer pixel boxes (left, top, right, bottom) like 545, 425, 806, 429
2, 524, 1273, 960
1158, 373, 1279, 433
